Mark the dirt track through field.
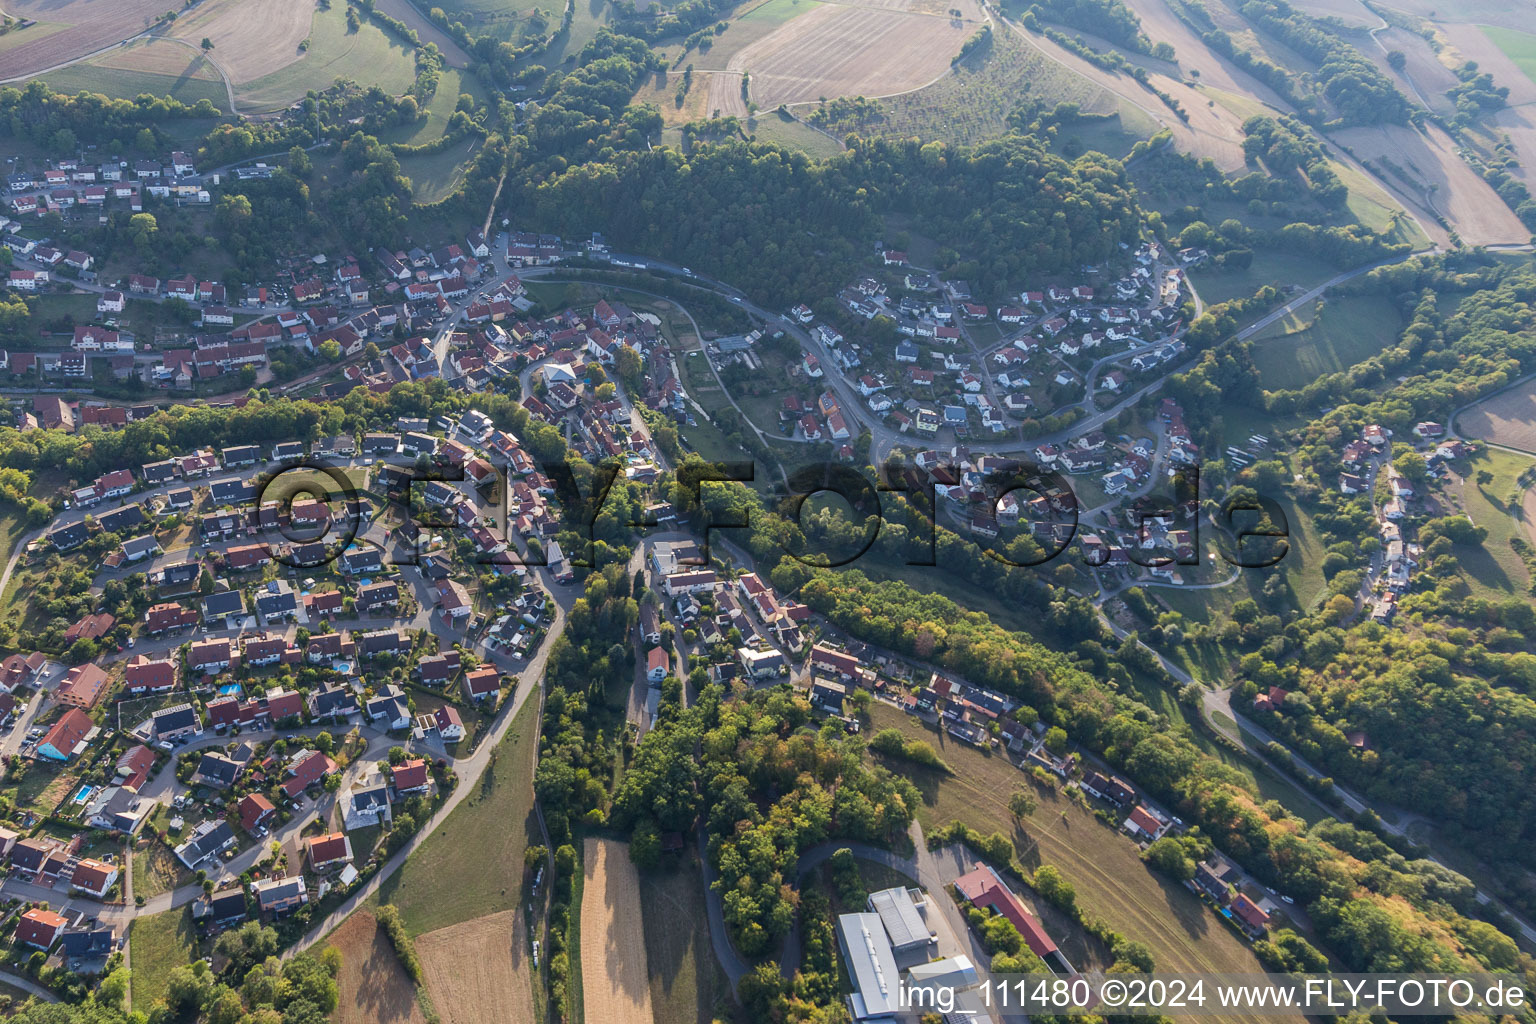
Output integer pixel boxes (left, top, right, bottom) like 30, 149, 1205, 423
330, 912, 429, 1024
581, 837, 655, 1024
416, 909, 534, 1024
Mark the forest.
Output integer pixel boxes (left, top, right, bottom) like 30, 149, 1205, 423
1235, 260, 1536, 891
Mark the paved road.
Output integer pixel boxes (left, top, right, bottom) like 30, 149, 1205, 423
0, 968, 59, 1003
289, 569, 571, 952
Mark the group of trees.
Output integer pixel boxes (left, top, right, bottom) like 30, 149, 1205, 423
1236, 0, 1411, 126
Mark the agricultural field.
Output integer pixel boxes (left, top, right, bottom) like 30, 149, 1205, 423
368, 695, 540, 935
1478, 25, 1536, 90
792, 22, 1130, 148
128, 907, 198, 1011
639, 854, 731, 1024
1457, 379, 1536, 455
330, 911, 428, 1024
728, 0, 988, 115
1338, 121, 1527, 246
399, 136, 485, 203
429, 0, 539, 44
374, 0, 474, 63
415, 909, 535, 1024
37, 37, 229, 110
1248, 293, 1404, 390
581, 838, 655, 1024
384, 67, 486, 147
0, 0, 171, 81
671, 0, 823, 71
169, 0, 418, 113
864, 707, 1306, 1024
1441, 448, 1536, 602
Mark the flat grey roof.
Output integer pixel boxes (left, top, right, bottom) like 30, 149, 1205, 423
868, 886, 929, 951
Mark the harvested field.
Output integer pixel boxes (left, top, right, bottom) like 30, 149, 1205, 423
686, 0, 823, 72
330, 911, 428, 1024
0, 0, 170, 81
235, 2, 418, 111
415, 910, 534, 1024
581, 837, 655, 1024
91, 37, 217, 77
166, 0, 315, 85
733, 1, 984, 111
1457, 379, 1536, 455
1335, 121, 1528, 245
792, 21, 1123, 147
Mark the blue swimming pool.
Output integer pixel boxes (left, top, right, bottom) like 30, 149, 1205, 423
71, 784, 96, 805
218, 683, 242, 697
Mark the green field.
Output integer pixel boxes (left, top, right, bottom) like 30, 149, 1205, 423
865, 705, 1303, 1016
368, 694, 541, 935
530, 0, 616, 68
132, 841, 192, 901
1189, 250, 1335, 306
0, 20, 66, 55
1249, 293, 1404, 390
641, 854, 730, 1024
428, 0, 535, 42
1481, 25, 1536, 88
1451, 447, 1535, 602
129, 907, 199, 1011
38, 64, 229, 112
745, 110, 845, 159
239, 1, 418, 113
385, 67, 488, 147
399, 135, 485, 203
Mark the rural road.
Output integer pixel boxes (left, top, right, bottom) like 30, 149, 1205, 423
290, 564, 570, 953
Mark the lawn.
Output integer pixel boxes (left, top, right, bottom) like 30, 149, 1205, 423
1248, 293, 1404, 390
238, 1, 418, 113
129, 907, 198, 1012
368, 694, 541, 935
640, 852, 732, 1024
864, 705, 1303, 1019
1481, 25, 1536, 88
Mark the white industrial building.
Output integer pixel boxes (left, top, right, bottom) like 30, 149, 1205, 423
837, 913, 902, 1021
868, 886, 934, 956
